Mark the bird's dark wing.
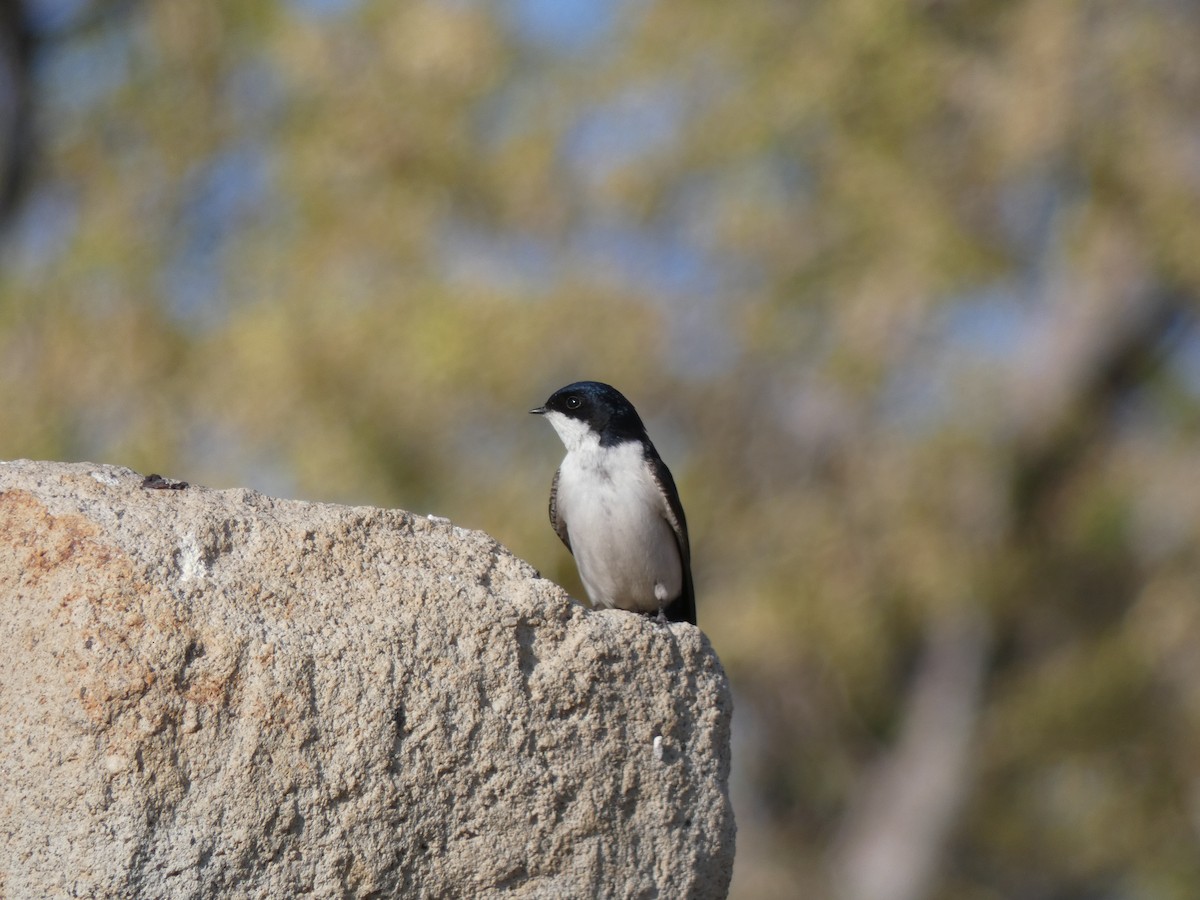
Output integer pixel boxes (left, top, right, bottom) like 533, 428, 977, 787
646, 449, 696, 626
548, 467, 572, 552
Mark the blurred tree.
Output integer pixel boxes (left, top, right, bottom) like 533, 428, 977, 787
0, 0, 34, 222
1, 1, 1199, 897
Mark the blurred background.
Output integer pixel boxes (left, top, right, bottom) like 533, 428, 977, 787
2, 0, 1200, 896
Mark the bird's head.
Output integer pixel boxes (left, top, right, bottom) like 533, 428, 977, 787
531, 381, 647, 450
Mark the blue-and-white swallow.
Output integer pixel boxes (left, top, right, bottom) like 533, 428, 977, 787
531, 381, 696, 626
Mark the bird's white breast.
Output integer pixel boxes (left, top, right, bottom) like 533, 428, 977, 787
549, 420, 683, 613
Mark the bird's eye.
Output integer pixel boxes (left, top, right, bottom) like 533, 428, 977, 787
565, 396, 581, 409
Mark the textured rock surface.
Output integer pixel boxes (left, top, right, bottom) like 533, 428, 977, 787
0, 460, 734, 899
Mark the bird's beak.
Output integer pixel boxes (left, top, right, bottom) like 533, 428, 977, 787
530, 406, 547, 415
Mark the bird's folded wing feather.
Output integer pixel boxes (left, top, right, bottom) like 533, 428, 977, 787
548, 467, 572, 552
647, 450, 696, 625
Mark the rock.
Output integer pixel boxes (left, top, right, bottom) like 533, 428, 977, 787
0, 460, 734, 898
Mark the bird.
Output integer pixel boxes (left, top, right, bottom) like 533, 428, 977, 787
531, 381, 696, 626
